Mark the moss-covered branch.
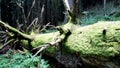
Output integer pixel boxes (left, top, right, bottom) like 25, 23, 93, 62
0, 20, 71, 51
0, 21, 33, 40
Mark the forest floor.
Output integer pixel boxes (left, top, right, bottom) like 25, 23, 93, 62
80, 1, 120, 26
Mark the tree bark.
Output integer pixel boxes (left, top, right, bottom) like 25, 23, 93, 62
72, 0, 78, 23
114, 0, 119, 7
104, 0, 107, 16
63, 0, 79, 24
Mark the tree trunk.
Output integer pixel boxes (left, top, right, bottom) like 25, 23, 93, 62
114, 0, 119, 7
63, 0, 79, 24
0, 0, 120, 57
0, 20, 120, 57
1, 19, 120, 68
71, 0, 78, 24
104, 0, 107, 16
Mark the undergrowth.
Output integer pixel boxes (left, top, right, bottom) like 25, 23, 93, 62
0, 50, 50, 68
80, 1, 120, 25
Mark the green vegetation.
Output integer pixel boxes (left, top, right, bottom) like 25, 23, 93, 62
65, 21, 120, 56
28, 21, 120, 57
80, 1, 120, 25
0, 50, 50, 68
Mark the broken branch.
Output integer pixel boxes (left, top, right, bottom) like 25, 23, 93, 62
0, 21, 33, 40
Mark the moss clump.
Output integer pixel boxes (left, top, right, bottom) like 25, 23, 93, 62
31, 32, 60, 47
65, 21, 120, 57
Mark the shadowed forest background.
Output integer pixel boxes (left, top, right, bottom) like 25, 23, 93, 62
1, 0, 119, 27
0, 0, 120, 68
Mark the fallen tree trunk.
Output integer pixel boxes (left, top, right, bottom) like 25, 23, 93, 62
33, 21, 120, 57
0, 20, 120, 57
0, 20, 120, 67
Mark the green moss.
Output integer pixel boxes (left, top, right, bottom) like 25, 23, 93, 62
25, 21, 120, 57
64, 21, 120, 57
45, 46, 57, 54
31, 32, 60, 47
22, 40, 29, 46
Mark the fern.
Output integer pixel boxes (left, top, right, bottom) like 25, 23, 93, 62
0, 50, 50, 68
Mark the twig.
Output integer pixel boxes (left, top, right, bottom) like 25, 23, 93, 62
0, 37, 7, 42
17, 21, 23, 30
0, 34, 7, 38
13, 39, 19, 44
31, 38, 62, 61
3, 39, 14, 46
26, 0, 36, 22
26, 18, 38, 32
32, 45, 43, 51
0, 39, 14, 52
40, 22, 50, 32
4, 37, 9, 44
16, 2, 27, 24
0, 31, 6, 34
39, 4, 45, 24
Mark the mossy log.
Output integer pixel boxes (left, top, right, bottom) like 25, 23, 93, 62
32, 21, 120, 57
0, 20, 120, 57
